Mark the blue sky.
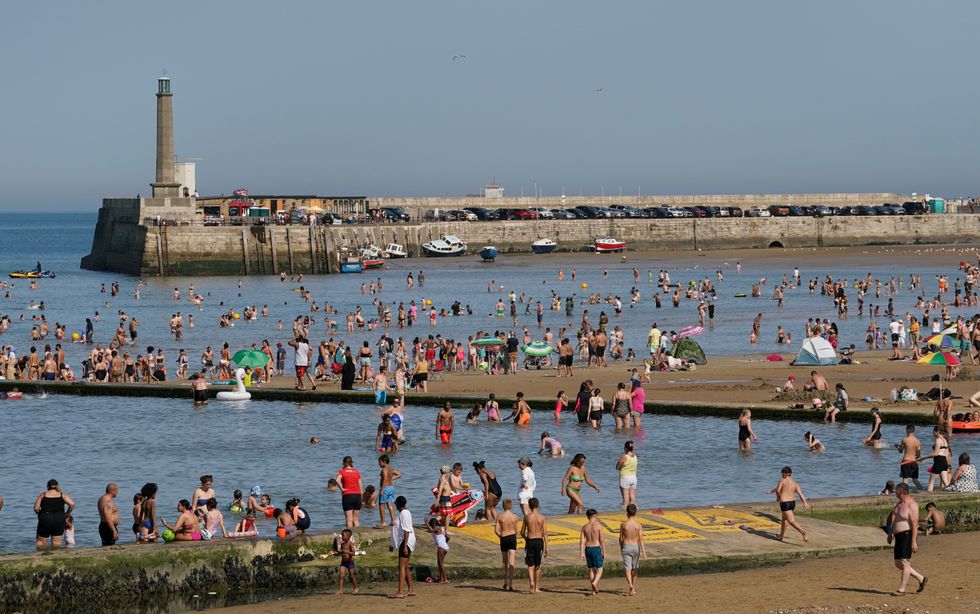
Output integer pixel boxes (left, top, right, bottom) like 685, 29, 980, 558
1, 1, 978, 211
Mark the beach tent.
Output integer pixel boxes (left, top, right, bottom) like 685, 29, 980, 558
670, 337, 707, 365
793, 337, 838, 366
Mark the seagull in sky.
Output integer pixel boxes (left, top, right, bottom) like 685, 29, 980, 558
452, 54, 466, 61
595, 87, 604, 92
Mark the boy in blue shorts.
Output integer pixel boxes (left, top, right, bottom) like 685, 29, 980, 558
579, 508, 605, 594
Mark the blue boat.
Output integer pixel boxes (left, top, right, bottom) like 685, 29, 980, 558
531, 238, 557, 254
340, 261, 364, 273
479, 246, 498, 262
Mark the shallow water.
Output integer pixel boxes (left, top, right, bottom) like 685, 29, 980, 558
0, 393, 976, 553
2, 215, 979, 379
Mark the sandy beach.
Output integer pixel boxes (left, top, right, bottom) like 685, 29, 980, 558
216, 531, 980, 614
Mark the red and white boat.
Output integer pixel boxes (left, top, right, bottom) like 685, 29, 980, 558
594, 237, 626, 253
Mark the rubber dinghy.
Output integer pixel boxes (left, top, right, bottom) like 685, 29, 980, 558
428, 489, 484, 527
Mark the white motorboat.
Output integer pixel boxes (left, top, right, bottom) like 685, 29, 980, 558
360, 245, 384, 259
422, 235, 467, 257
385, 243, 408, 259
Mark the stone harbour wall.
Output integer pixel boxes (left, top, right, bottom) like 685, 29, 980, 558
82, 199, 980, 277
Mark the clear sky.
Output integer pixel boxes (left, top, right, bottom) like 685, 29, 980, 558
1, 1, 978, 211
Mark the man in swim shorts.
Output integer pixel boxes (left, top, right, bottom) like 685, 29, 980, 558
898, 424, 923, 489
618, 503, 646, 596
435, 402, 454, 445
579, 508, 605, 594
494, 499, 519, 591
887, 483, 927, 596
520, 497, 548, 594
436, 466, 454, 530
97, 483, 120, 546
377, 454, 401, 528
768, 466, 811, 542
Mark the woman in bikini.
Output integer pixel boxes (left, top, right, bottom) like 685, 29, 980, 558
561, 453, 600, 514
191, 475, 216, 515
926, 426, 952, 492
161, 499, 201, 541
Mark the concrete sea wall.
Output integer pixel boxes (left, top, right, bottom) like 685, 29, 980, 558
83, 198, 980, 276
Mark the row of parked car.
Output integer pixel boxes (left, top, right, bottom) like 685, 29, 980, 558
375, 201, 929, 223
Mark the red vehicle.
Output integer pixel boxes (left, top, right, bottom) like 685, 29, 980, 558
509, 209, 540, 220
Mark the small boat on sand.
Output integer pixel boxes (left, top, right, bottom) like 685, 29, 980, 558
594, 237, 626, 253
385, 243, 408, 259
362, 258, 385, 270
479, 246, 498, 262
422, 235, 466, 257
531, 238, 557, 254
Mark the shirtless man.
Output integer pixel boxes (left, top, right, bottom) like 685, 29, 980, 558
898, 425, 924, 489
494, 499, 519, 591
520, 497, 548, 594
803, 370, 828, 392
436, 402, 454, 445
42, 352, 58, 381
887, 483, 927, 596
768, 466, 811, 542
579, 508, 605, 594
618, 503, 647, 596
372, 365, 388, 404
97, 483, 120, 546
377, 455, 401, 528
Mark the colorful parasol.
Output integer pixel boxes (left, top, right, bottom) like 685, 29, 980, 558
918, 350, 961, 398
677, 325, 704, 339
232, 349, 270, 368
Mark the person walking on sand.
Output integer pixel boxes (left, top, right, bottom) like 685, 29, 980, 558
494, 498, 519, 591
768, 466, 811, 542
616, 441, 638, 509
887, 483, 927, 596
619, 503, 646, 596
388, 496, 416, 599
738, 409, 759, 451
520, 497, 548, 594
579, 508, 605, 595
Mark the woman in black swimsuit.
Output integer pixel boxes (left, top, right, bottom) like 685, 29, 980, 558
34, 479, 75, 548
864, 408, 883, 446
473, 461, 502, 521
574, 380, 593, 424
738, 409, 758, 450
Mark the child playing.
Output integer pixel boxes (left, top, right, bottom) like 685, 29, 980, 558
361, 485, 377, 510
132, 493, 145, 541
538, 431, 565, 456
426, 517, 450, 583
229, 489, 244, 514
235, 509, 257, 533
64, 514, 75, 546
273, 508, 296, 539
337, 529, 359, 594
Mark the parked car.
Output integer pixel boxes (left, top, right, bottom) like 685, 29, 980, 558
879, 203, 905, 215
573, 206, 608, 219
609, 204, 646, 217
496, 208, 538, 220
726, 207, 745, 218
767, 205, 790, 217
685, 206, 706, 218
667, 207, 693, 218
786, 206, 806, 216
646, 207, 670, 218
746, 207, 771, 217
850, 206, 875, 216
528, 207, 554, 219
811, 206, 833, 217
463, 206, 498, 221
902, 201, 928, 215
380, 206, 411, 222
549, 208, 576, 220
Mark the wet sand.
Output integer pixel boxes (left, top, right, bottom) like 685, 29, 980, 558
216, 531, 980, 614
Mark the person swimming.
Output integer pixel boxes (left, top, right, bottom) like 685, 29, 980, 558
804, 431, 825, 451
538, 431, 565, 456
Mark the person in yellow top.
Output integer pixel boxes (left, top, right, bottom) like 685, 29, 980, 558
908, 318, 920, 347
412, 357, 428, 393
616, 440, 638, 508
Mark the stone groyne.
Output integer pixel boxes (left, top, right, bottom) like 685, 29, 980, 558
82, 198, 980, 276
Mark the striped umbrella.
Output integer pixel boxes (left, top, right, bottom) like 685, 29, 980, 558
677, 325, 704, 339
923, 327, 968, 352
918, 351, 962, 398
